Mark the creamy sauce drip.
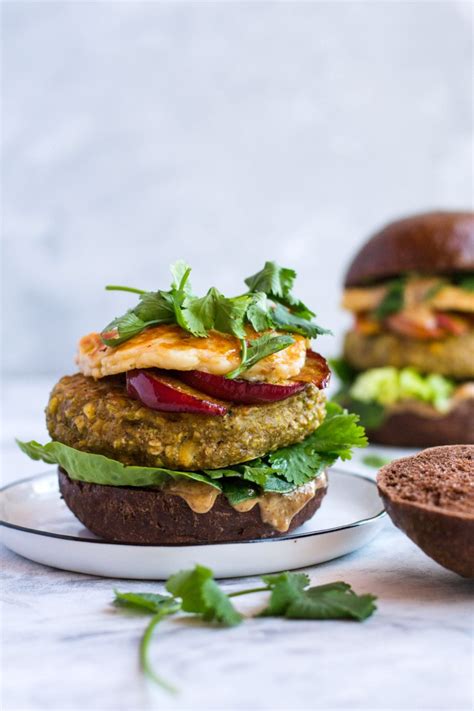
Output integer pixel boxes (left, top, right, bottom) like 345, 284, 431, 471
165, 473, 328, 532
165, 479, 220, 513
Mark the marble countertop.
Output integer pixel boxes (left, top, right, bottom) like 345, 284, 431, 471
2, 377, 473, 711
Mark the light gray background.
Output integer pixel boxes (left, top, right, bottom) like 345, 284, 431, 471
2, 0, 473, 376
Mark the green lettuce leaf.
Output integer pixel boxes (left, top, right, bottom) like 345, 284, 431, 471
349, 366, 455, 413
16, 440, 222, 490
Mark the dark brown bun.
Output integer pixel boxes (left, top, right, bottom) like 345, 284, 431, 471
377, 445, 474, 577
58, 469, 327, 544
367, 399, 474, 447
345, 211, 474, 286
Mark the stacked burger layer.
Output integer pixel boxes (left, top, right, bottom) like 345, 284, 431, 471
19, 260, 366, 544
336, 211, 474, 447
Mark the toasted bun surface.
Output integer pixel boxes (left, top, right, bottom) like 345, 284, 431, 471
58, 469, 327, 544
367, 399, 474, 447
345, 211, 474, 286
377, 445, 474, 577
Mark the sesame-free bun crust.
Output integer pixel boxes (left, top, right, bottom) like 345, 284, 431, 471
58, 469, 327, 544
345, 211, 474, 286
367, 398, 474, 447
377, 445, 474, 577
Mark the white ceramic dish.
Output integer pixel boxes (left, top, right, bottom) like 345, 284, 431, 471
1, 468, 385, 579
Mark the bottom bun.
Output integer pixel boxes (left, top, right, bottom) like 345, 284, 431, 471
58, 469, 327, 544
367, 399, 474, 448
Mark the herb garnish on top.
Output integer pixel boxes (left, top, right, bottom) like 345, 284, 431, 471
100, 261, 330, 378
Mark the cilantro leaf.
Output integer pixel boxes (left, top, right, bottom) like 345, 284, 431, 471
244, 261, 314, 317
260, 573, 377, 621
457, 275, 474, 292
114, 591, 179, 615
135, 291, 176, 323
101, 259, 327, 347
219, 473, 295, 505
181, 288, 216, 336
212, 292, 249, 338
268, 445, 334, 486
220, 478, 260, 506
266, 403, 367, 485
170, 260, 193, 293
260, 572, 310, 615
101, 311, 152, 346
244, 261, 297, 301
166, 565, 242, 627
226, 333, 295, 379
271, 303, 331, 339
373, 277, 406, 319
261, 475, 296, 494
246, 292, 274, 332
182, 288, 249, 339
302, 404, 368, 460
285, 585, 377, 621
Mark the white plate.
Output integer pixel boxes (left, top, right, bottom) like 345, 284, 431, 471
0, 469, 385, 579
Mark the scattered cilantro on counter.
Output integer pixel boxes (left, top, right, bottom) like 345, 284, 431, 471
362, 454, 393, 469
259, 572, 377, 621
113, 565, 377, 692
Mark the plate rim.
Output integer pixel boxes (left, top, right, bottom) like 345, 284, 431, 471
0, 468, 386, 548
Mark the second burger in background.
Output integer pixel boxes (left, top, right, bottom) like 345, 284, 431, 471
334, 211, 474, 447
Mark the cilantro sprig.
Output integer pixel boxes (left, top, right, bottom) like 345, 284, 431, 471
100, 260, 330, 377
457, 274, 474, 292
373, 277, 406, 320
113, 565, 377, 692
225, 333, 296, 379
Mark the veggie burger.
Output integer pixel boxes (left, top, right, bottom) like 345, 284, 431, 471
19, 261, 366, 544
334, 211, 474, 447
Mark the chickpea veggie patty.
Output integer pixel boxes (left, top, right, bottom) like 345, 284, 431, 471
343, 330, 474, 380
46, 373, 327, 471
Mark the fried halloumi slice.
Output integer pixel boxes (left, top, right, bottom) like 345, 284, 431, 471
76, 324, 308, 383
